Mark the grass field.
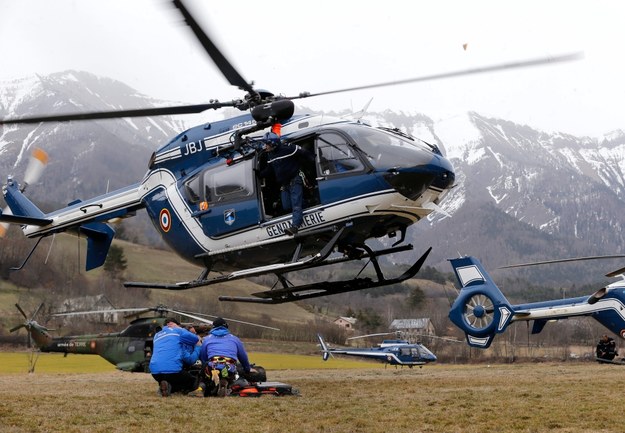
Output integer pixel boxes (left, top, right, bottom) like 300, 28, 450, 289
1, 352, 624, 433
0, 351, 376, 374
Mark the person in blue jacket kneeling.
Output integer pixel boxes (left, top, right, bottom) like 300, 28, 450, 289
197, 317, 254, 397
150, 317, 201, 397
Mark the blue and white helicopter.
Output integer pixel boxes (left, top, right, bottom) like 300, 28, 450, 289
317, 333, 437, 368
448, 255, 625, 349
0, 1, 577, 304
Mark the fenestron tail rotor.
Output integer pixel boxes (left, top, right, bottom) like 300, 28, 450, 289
462, 293, 495, 332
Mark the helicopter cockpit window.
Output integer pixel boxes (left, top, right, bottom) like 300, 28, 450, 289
400, 347, 412, 356
341, 125, 432, 170
184, 160, 254, 205
185, 176, 201, 203
316, 133, 364, 176
120, 323, 161, 338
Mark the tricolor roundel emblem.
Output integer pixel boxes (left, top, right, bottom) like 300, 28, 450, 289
159, 208, 171, 232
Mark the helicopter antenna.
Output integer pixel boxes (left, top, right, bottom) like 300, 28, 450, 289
341, 98, 373, 121
44, 233, 56, 264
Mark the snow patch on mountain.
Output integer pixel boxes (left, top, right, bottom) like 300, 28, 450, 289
431, 112, 481, 160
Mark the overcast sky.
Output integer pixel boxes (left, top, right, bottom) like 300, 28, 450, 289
1, 0, 623, 137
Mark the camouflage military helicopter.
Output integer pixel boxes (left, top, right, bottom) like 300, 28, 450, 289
10, 303, 277, 373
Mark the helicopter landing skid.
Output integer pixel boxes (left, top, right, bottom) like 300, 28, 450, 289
124, 230, 431, 303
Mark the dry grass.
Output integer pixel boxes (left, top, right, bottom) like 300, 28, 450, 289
1, 352, 624, 433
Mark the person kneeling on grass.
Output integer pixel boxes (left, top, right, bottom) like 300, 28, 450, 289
190, 317, 254, 397
149, 317, 201, 397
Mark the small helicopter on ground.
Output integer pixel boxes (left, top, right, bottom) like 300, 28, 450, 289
0, 1, 579, 303
448, 255, 625, 349
316, 333, 436, 368
10, 303, 277, 373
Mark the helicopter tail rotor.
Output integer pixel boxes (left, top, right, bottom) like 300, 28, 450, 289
316, 334, 334, 361
10, 303, 52, 351
0, 147, 49, 237
448, 256, 515, 349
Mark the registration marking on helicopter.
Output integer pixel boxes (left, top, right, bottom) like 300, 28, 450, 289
57, 341, 88, 348
265, 211, 326, 237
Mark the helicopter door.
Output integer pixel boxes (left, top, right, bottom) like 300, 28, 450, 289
184, 159, 260, 236
315, 132, 366, 200
258, 137, 320, 222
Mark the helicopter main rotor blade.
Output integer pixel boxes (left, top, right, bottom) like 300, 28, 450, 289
288, 52, 583, 100
166, 309, 215, 326
9, 324, 26, 333
171, 0, 255, 95
31, 303, 44, 320
347, 332, 396, 341
415, 333, 463, 343
173, 309, 280, 331
15, 304, 28, 320
0, 102, 234, 125
499, 254, 625, 269
52, 307, 154, 317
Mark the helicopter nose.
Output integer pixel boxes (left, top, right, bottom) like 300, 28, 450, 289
384, 155, 455, 201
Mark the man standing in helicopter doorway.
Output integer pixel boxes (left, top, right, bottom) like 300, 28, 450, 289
260, 131, 315, 236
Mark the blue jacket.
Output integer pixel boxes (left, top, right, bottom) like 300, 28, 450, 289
200, 327, 251, 372
261, 142, 315, 186
149, 326, 200, 374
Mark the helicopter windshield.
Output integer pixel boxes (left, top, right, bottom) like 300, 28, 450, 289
337, 124, 434, 170
316, 132, 365, 175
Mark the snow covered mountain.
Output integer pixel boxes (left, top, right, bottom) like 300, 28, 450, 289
2, 71, 625, 284
0, 71, 185, 206
363, 110, 625, 282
